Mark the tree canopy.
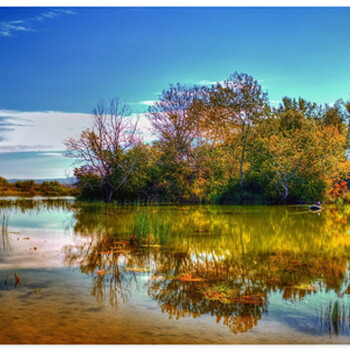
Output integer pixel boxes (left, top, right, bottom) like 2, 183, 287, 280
64, 72, 350, 204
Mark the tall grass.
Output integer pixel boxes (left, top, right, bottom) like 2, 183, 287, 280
131, 212, 151, 244
153, 215, 171, 245
131, 211, 171, 245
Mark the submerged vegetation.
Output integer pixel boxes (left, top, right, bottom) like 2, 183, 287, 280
64, 71, 350, 205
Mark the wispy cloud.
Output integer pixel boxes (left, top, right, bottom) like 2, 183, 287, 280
0, 144, 55, 153
35, 9, 76, 22
38, 152, 64, 157
139, 100, 157, 106
0, 22, 36, 37
0, 8, 76, 37
197, 79, 225, 86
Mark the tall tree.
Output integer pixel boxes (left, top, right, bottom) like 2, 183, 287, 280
254, 105, 350, 203
196, 72, 269, 188
65, 97, 140, 202
148, 84, 201, 201
148, 84, 200, 162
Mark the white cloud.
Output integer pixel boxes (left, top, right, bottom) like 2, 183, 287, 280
35, 9, 76, 21
196, 79, 225, 86
139, 100, 157, 106
0, 22, 36, 37
0, 110, 92, 153
38, 152, 64, 157
0, 8, 76, 37
0, 109, 155, 153
0, 145, 55, 153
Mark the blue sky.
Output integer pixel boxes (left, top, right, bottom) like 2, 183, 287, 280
0, 7, 350, 179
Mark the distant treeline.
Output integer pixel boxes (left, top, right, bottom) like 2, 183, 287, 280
0, 177, 77, 196
53, 72, 350, 204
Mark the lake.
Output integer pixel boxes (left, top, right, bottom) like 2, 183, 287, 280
1, 197, 350, 344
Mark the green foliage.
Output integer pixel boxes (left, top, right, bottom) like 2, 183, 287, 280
0, 177, 76, 197
74, 169, 102, 201
40, 181, 70, 196
131, 211, 171, 245
0, 177, 9, 187
131, 211, 151, 243
216, 178, 267, 204
15, 180, 35, 192
14, 180, 36, 195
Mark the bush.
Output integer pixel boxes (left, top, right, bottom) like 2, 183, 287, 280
0, 177, 9, 188
40, 181, 69, 196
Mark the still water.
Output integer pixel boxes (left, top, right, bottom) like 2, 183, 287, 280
1, 197, 350, 344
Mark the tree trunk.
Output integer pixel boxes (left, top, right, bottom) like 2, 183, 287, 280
101, 176, 114, 203
239, 157, 244, 189
106, 188, 114, 203
239, 122, 249, 189
282, 183, 288, 203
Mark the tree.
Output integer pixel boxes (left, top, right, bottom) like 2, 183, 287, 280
65, 97, 140, 202
254, 104, 350, 203
15, 180, 36, 195
196, 72, 269, 188
148, 84, 201, 161
148, 84, 201, 201
0, 177, 9, 188
73, 166, 103, 200
40, 180, 68, 196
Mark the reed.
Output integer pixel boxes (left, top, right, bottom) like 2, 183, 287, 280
131, 211, 171, 245
1, 211, 11, 255
314, 299, 350, 336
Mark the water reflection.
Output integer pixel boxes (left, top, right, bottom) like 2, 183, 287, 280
2, 199, 350, 340
61, 203, 350, 335
0, 198, 75, 270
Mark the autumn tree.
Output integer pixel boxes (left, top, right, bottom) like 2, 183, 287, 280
148, 84, 202, 201
0, 177, 9, 188
195, 72, 269, 188
65, 97, 140, 202
253, 100, 350, 203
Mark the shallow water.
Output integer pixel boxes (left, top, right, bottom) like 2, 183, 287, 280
1, 198, 350, 344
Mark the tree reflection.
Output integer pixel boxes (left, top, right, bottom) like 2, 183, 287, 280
64, 235, 136, 308
6, 198, 350, 335
0, 198, 74, 213
146, 252, 269, 334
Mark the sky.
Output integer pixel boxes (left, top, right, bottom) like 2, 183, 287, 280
0, 7, 350, 179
